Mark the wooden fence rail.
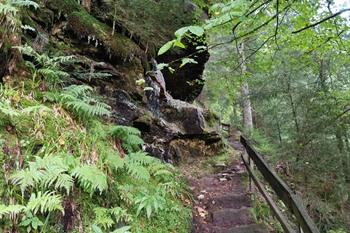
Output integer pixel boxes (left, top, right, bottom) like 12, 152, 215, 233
240, 136, 320, 233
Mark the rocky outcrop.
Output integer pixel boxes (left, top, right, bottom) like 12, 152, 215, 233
8, 0, 222, 163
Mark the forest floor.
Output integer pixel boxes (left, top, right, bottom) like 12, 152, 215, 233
183, 135, 269, 233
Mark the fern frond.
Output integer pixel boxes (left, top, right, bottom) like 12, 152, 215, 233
93, 207, 131, 230
134, 191, 165, 219
54, 174, 74, 194
26, 191, 64, 215
52, 55, 76, 64
109, 126, 144, 153
0, 204, 25, 218
0, 3, 17, 16
12, 0, 39, 9
11, 155, 73, 194
124, 162, 150, 181
0, 100, 19, 117
117, 185, 135, 206
63, 85, 93, 96
149, 163, 174, 180
71, 164, 108, 194
126, 152, 154, 166
110, 207, 132, 223
46, 85, 111, 119
93, 207, 115, 229
11, 168, 44, 193
105, 153, 124, 171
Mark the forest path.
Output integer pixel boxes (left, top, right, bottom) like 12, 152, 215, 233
189, 136, 269, 233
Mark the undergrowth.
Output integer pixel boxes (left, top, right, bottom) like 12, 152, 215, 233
0, 50, 191, 233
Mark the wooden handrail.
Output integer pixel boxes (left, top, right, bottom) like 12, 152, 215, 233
240, 136, 320, 233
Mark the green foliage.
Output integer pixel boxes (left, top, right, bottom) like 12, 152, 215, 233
26, 191, 64, 214
72, 164, 108, 194
135, 190, 165, 219
157, 25, 204, 56
0, 0, 38, 31
19, 212, 44, 232
0, 204, 25, 218
11, 154, 73, 194
93, 207, 131, 229
45, 85, 111, 119
109, 126, 144, 153
200, 0, 350, 231
16, 45, 74, 86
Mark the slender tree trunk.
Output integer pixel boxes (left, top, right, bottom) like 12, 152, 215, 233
286, 76, 299, 134
275, 116, 282, 144
238, 42, 253, 130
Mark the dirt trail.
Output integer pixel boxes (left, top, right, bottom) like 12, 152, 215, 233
189, 137, 269, 233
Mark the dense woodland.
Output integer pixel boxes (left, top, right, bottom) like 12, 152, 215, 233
0, 0, 349, 232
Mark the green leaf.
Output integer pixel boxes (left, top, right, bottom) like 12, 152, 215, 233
157, 63, 168, 70
174, 39, 186, 49
188, 26, 205, 37
180, 58, 198, 68
158, 40, 175, 56
111, 226, 131, 233
92, 224, 104, 233
175, 26, 205, 38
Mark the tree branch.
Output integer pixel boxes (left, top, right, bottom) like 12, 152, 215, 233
292, 8, 350, 34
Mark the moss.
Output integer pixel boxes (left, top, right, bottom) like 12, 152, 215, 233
94, 0, 197, 54
45, 0, 82, 16
67, 10, 143, 61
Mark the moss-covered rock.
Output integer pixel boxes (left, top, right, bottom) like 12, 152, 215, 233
93, 0, 199, 55
67, 10, 144, 63
45, 0, 82, 16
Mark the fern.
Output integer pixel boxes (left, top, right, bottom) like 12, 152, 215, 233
109, 126, 144, 152
15, 45, 74, 86
0, 204, 25, 218
11, 155, 73, 194
93, 207, 131, 230
93, 207, 115, 229
125, 163, 150, 181
134, 190, 166, 219
0, 98, 52, 120
105, 152, 124, 171
45, 85, 111, 119
109, 207, 132, 223
71, 164, 108, 194
11, 168, 43, 193
0, 0, 38, 17
0, 99, 19, 117
124, 152, 152, 181
26, 191, 64, 214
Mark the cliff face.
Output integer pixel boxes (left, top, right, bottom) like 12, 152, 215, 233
1, 0, 221, 163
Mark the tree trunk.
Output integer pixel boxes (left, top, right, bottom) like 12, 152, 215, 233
238, 42, 253, 130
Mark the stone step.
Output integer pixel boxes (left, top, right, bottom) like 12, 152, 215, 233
211, 208, 254, 227
213, 224, 269, 233
209, 194, 251, 210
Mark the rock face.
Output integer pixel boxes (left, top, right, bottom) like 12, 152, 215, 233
4, 0, 222, 163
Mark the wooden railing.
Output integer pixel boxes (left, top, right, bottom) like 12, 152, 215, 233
240, 136, 320, 233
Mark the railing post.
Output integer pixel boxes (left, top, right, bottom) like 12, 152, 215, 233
245, 150, 255, 194
248, 155, 252, 193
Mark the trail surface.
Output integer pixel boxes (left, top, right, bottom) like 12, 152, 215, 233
190, 137, 269, 233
